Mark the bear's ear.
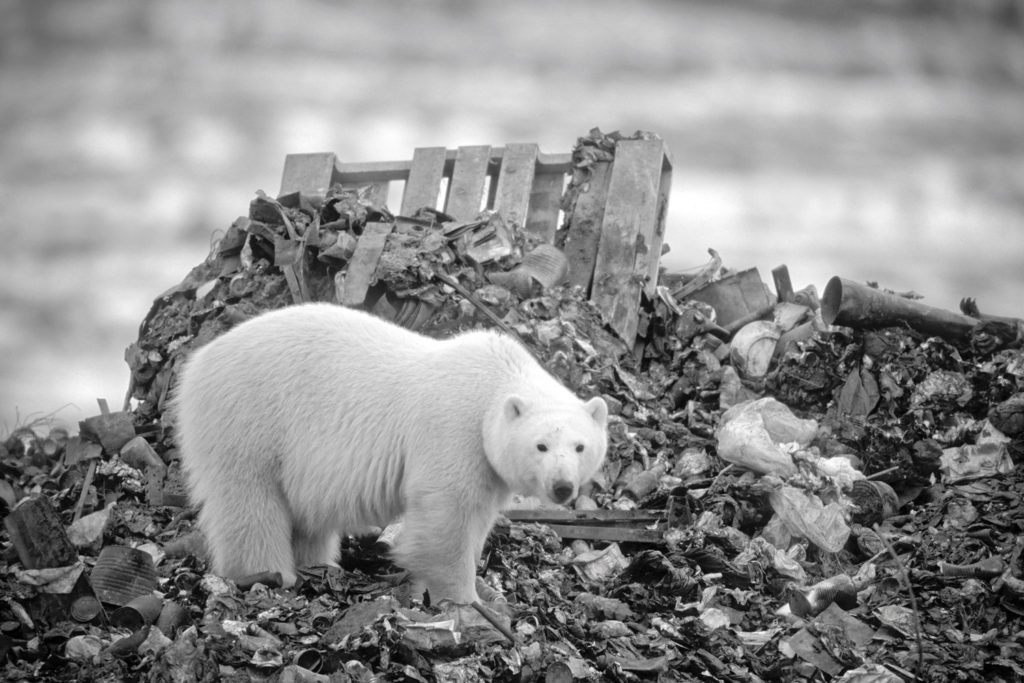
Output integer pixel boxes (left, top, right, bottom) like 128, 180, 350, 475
584, 396, 608, 425
504, 395, 527, 421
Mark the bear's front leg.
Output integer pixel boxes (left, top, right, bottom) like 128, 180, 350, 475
198, 479, 299, 587
391, 492, 496, 605
292, 528, 341, 570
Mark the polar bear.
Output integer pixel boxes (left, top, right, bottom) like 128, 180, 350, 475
173, 303, 608, 604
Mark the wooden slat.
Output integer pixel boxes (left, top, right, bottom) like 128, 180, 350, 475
563, 160, 612, 291
644, 151, 673, 298
772, 264, 794, 303
334, 159, 416, 182
400, 146, 447, 215
274, 236, 310, 304
590, 138, 670, 343
339, 222, 393, 307
444, 145, 492, 221
4, 495, 80, 569
308, 150, 572, 186
535, 152, 572, 173
493, 143, 538, 231
525, 170, 565, 243
280, 152, 338, 196
504, 509, 663, 524
544, 524, 665, 544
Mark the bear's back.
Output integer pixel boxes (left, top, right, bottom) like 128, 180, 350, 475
174, 304, 440, 439
174, 303, 572, 437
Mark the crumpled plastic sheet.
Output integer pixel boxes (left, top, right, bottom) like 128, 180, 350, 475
767, 484, 850, 554
716, 398, 818, 476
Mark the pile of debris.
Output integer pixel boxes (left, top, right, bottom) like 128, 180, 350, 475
2, 130, 1024, 682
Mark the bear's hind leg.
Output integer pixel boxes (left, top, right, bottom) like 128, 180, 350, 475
292, 529, 341, 570
199, 482, 299, 587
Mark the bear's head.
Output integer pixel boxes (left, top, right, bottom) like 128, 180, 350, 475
487, 394, 608, 505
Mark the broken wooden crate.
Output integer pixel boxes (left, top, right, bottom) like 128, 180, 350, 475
280, 139, 672, 345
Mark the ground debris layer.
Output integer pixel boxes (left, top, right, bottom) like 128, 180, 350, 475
2, 144, 1024, 682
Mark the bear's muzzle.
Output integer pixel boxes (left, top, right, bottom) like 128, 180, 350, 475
551, 480, 575, 504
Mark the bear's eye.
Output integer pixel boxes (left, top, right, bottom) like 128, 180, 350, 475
536, 443, 548, 452
575, 444, 584, 453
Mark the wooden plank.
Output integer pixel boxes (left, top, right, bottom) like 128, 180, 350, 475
504, 509, 663, 524
290, 149, 571, 194
444, 145, 492, 221
525, 170, 565, 243
543, 524, 665, 545
323, 149, 572, 185
335, 159, 415, 182
339, 222, 393, 307
400, 146, 447, 215
493, 143, 538, 231
535, 152, 572, 173
562, 160, 612, 291
644, 149, 673, 298
590, 138, 670, 343
280, 152, 338, 196
772, 264, 795, 303
4, 495, 107, 627
274, 236, 310, 304
5, 495, 79, 569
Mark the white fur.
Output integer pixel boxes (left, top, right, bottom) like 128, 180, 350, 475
173, 303, 608, 603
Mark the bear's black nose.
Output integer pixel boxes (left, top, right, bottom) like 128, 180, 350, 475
552, 480, 574, 504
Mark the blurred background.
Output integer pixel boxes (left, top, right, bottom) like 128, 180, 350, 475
2, 0, 1023, 430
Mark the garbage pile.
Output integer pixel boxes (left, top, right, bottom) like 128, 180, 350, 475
2, 130, 1024, 681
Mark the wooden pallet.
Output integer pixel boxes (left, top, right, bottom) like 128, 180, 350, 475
279, 139, 672, 344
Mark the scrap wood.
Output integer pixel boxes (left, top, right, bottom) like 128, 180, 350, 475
74, 398, 116, 523
771, 264, 795, 303
339, 221, 392, 306
72, 460, 98, 525
588, 135, 671, 344
4, 495, 79, 570
3, 494, 107, 630
561, 156, 612, 290
506, 508, 666, 544
504, 508, 663, 525
274, 235, 310, 304
543, 524, 665, 544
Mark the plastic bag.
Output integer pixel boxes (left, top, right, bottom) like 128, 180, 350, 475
768, 483, 850, 554
716, 398, 818, 476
